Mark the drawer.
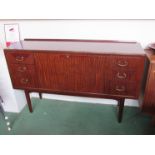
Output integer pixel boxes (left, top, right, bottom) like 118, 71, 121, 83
9, 64, 35, 76
108, 69, 137, 82
6, 52, 34, 64
11, 75, 36, 88
109, 56, 144, 69
107, 81, 138, 97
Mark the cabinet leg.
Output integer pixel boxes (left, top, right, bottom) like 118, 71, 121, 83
24, 90, 33, 112
39, 92, 42, 99
117, 98, 125, 123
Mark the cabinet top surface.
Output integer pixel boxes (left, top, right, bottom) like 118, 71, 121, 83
5, 39, 145, 55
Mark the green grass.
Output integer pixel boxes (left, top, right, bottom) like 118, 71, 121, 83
0, 98, 155, 135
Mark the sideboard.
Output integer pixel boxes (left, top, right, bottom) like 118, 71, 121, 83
4, 39, 146, 122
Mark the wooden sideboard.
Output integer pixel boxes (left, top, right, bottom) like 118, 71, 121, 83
4, 39, 146, 122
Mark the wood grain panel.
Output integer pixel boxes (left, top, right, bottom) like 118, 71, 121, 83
34, 52, 108, 93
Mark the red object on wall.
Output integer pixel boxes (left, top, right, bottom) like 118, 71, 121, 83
6, 42, 11, 47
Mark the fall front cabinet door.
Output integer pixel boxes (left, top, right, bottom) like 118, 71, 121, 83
34, 52, 108, 94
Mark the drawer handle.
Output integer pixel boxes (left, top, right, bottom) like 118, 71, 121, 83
116, 72, 127, 79
15, 56, 25, 62
17, 66, 27, 72
115, 86, 125, 92
117, 60, 128, 67
20, 78, 29, 84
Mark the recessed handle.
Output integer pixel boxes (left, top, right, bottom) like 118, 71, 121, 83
115, 86, 125, 92
66, 55, 70, 58
60, 55, 70, 59
15, 56, 25, 62
20, 78, 29, 84
17, 66, 27, 72
117, 60, 128, 67
116, 72, 127, 79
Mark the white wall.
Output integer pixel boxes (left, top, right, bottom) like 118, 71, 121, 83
0, 19, 155, 112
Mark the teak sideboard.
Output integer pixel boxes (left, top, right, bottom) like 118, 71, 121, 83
4, 39, 146, 122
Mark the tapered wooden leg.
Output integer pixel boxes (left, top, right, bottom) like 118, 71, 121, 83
24, 90, 33, 112
117, 98, 125, 123
39, 92, 42, 99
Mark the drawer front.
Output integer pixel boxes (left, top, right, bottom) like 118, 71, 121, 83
110, 55, 144, 70
108, 69, 137, 82
107, 81, 138, 97
9, 64, 35, 75
6, 52, 34, 64
11, 75, 36, 88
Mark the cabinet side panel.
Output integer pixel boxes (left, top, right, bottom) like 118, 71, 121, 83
142, 63, 155, 114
